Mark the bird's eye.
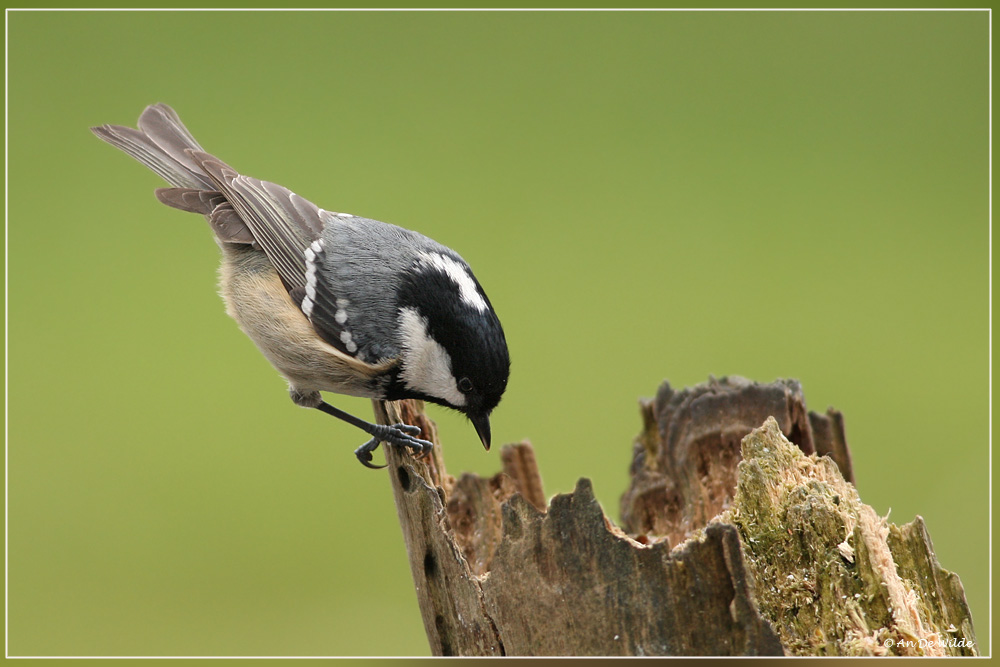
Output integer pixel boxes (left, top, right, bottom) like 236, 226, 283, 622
458, 377, 474, 394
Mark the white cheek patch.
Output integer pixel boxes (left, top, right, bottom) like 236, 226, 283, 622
416, 252, 488, 313
397, 307, 466, 408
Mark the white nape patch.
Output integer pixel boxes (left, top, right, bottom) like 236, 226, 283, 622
340, 330, 358, 354
397, 307, 466, 407
416, 252, 488, 312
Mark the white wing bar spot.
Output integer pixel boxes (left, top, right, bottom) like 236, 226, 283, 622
301, 238, 324, 319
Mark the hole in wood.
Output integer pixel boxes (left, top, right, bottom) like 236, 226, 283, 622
434, 614, 452, 656
423, 549, 437, 578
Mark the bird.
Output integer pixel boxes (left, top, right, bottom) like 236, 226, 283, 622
92, 104, 510, 469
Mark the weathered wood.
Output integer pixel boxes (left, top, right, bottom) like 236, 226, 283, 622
620, 376, 854, 546
373, 399, 503, 656
374, 398, 780, 656
370, 376, 976, 656
726, 417, 977, 656
887, 518, 978, 655
479, 482, 783, 656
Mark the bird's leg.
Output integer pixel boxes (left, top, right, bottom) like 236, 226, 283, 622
314, 401, 433, 467
289, 389, 432, 468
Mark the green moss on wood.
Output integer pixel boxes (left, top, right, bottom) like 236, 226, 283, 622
717, 418, 977, 656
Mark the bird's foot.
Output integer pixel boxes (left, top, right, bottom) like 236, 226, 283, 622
354, 423, 433, 469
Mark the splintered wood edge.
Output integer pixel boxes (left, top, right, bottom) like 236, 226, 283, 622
500, 442, 546, 511
370, 399, 782, 656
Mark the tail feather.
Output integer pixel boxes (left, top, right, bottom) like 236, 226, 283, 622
136, 104, 212, 187
91, 103, 213, 190
94, 104, 259, 248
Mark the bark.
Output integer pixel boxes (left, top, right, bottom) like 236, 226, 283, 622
370, 376, 977, 656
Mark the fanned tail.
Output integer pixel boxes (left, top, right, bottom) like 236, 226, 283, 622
92, 104, 257, 246
91, 103, 213, 190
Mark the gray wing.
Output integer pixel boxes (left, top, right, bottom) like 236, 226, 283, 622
189, 150, 325, 293
189, 153, 389, 360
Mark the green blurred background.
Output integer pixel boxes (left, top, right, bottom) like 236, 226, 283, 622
7, 9, 989, 657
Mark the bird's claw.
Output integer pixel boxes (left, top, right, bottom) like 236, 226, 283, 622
354, 438, 387, 469
354, 424, 433, 469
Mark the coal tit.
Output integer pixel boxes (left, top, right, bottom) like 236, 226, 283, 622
92, 104, 510, 468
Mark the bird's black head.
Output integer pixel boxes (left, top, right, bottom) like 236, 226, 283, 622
391, 251, 510, 449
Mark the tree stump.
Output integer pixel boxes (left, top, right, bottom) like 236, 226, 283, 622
371, 376, 978, 656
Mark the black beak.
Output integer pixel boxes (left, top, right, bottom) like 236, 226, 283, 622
470, 412, 492, 451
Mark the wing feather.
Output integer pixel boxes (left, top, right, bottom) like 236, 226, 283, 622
189, 151, 324, 292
